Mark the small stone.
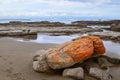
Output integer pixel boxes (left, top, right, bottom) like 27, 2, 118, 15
89, 67, 112, 80
63, 67, 84, 80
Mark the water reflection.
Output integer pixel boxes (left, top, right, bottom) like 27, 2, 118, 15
87, 25, 110, 29
104, 41, 120, 58
17, 33, 120, 58
17, 33, 79, 44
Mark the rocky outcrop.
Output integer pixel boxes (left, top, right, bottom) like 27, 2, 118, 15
33, 36, 105, 72
72, 20, 120, 26
88, 32, 120, 43
110, 23, 120, 31
0, 29, 37, 37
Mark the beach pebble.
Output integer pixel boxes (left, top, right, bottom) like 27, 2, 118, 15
62, 67, 84, 79
89, 67, 112, 80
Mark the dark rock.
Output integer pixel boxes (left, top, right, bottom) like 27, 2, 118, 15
97, 57, 113, 69
110, 23, 120, 31
84, 75, 97, 80
63, 67, 84, 80
104, 56, 120, 64
80, 58, 99, 73
89, 67, 112, 80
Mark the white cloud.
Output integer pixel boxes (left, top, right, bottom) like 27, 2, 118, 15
0, 0, 119, 19
0, 0, 111, 7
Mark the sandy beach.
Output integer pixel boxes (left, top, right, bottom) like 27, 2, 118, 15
0, 36, 120, 80
0, 0, 120, 79
0, 37, 76, 80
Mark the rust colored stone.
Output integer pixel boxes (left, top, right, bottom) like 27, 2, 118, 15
33, 36, 106, 71
46, 36, 105, 69
80, 36, 105, 56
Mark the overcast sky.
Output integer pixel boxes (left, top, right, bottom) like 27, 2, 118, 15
0, 0, 120, 20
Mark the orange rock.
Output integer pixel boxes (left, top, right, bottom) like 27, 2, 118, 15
46, 36, 105, 69
33, 36, 106, 72
80, 36, 105, 56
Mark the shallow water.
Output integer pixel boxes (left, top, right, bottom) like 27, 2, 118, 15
17, 33, 120, 58
103, 41, 120, 58
87, 25, 110, 29
17, 33, 79, 44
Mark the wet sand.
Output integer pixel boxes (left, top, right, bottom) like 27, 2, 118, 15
0, 37, 120, 80
0, 38, 74, 80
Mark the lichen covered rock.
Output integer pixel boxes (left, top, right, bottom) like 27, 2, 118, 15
46, 36, 105, 69
78, 36, 105, 56
33, 36, 106, 72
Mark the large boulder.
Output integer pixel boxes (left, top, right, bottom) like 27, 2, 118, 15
46, 37, 94, 69
46, 36, 105, 69
33, 36, 105, 72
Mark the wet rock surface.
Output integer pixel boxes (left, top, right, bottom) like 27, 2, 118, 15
0, 27, 37, 36
89, 32, 120, 43
0, 21, 119, 44
110, 23, 120, 31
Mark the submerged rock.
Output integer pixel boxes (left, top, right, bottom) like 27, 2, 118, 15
62, 67, 84, 79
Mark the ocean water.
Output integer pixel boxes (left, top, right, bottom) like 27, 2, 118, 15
0, 16, 115, 24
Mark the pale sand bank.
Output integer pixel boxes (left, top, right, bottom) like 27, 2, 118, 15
0, 37, 120, 80
0, 38, 75, 80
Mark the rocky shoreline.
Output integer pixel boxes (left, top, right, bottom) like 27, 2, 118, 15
88, 32, 120, 43
0, 20, 120, 80
0, 20, 120, 43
